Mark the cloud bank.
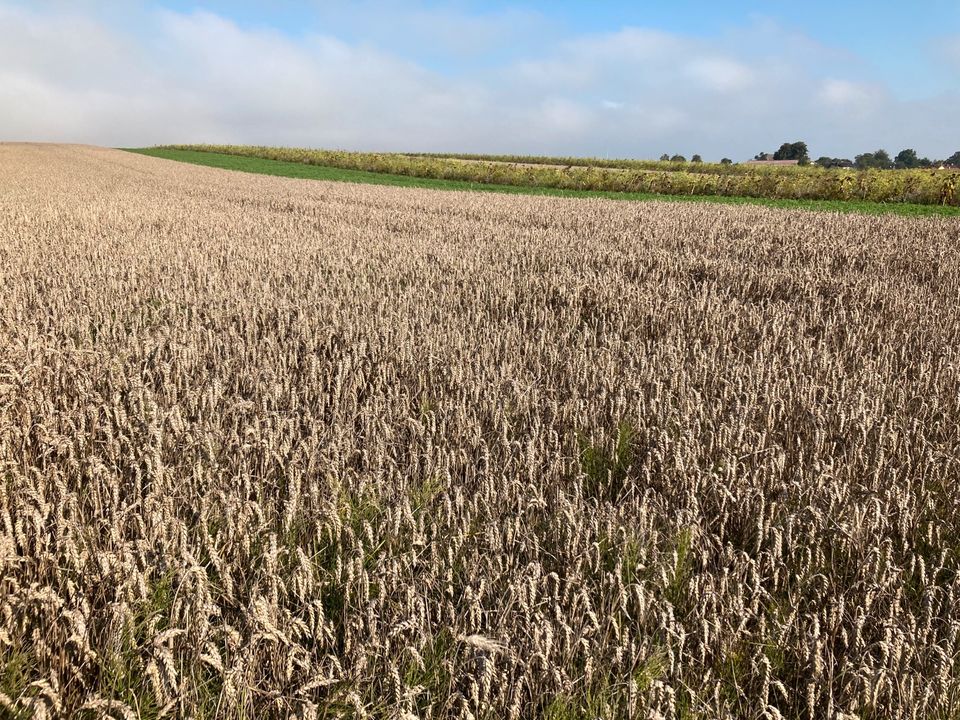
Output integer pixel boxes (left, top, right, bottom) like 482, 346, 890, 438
0, 2, 956, 160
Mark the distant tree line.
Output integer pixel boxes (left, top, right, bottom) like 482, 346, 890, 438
660, 141, 960, 169
818, 148, 960, 170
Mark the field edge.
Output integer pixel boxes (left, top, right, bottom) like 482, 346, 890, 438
124, 147, 960, 218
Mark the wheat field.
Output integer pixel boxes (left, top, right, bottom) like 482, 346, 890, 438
2, 144, 960, 719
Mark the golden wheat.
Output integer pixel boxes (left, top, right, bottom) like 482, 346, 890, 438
1, 143, 960, 719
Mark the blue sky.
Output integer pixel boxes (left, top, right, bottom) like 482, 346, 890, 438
155, 0, 960, 95
1, 1, 957, 158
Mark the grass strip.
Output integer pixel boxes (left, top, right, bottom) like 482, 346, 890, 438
125, 148, 960, 218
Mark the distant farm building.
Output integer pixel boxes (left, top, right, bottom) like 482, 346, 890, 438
744, 155, 801, 166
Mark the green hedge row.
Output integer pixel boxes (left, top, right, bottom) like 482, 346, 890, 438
162, 145, 960, 206
409, 152, 806, 175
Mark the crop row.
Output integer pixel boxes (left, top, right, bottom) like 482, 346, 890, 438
164, 144, 960, 206
3, 144, 960, 719
409, 152, 803, 175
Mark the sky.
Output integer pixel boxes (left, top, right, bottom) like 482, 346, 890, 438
0, 1, 957, 160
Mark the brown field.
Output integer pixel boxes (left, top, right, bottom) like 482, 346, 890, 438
2, 144, 960, 719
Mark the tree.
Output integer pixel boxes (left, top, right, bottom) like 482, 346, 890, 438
754, 151, 769, 161
720, 158, 733, 165
946, 151, 960, 167
691, 154, 703, 162
815, 157, 854, 169
855, 149, 893, 170
773, 141, 810, 164
670, 154, 686, 162
894, 149, 919, 169
659, 153, 670, 161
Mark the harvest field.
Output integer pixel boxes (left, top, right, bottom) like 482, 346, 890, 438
2, 143, 960, 719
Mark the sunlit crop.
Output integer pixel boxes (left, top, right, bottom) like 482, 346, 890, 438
2, 144, 960, 719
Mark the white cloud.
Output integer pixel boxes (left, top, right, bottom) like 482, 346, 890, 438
685, 58, 756, 93
0, 2, 956, 159
513, 57, 594, 91
314, 2, 547, 59
567, 27, 685, 66
937, 34, 960, 71
0, 4, 488, 149
819, 78, 874, 107
536, 98, 594, 134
